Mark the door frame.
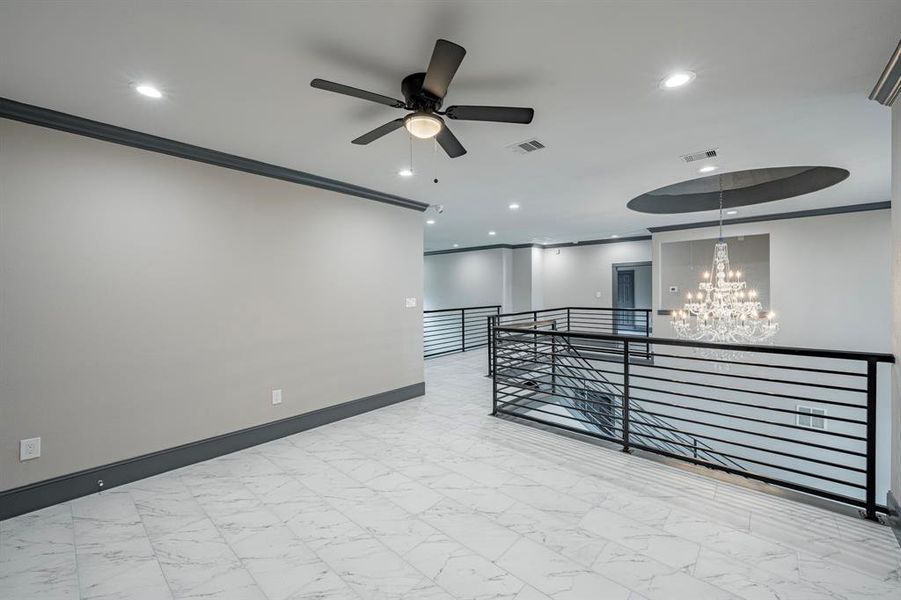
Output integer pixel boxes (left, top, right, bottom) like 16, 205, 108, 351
611, 261, 652, 334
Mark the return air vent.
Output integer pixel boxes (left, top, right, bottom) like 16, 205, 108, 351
508, 138, 546, 154
681, 148, 718, 163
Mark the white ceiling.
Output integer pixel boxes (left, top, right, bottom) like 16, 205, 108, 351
1, 1, 899, 251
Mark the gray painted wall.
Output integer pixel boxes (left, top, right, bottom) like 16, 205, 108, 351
540, 240, 653, 308
423, 248, 510, 310
652, 210, 891, 352
511, 247, 533, 312
0, 119, 425, 491
659, 234, 770, 311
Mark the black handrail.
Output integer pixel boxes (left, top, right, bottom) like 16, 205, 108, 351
487, 306, 653, 375
424, 305, 501, 358
491, 323, 893, 520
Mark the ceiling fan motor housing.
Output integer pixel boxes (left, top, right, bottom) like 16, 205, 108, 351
401, 72, 443, 112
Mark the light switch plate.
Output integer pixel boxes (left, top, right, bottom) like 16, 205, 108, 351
20, 437, 41, 461
271, 389, 282, 405
405, 297, 417, 308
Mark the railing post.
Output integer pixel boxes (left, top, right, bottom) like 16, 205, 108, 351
566, 307, 571, 331
460, 308, 466, 353
622, 340, 631, 453
865, 359, 877, 520
491, 325, 499, 415
551, 321, 557, 394
486, 315, 493, 375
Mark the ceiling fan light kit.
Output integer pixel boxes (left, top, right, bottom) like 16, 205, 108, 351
311, 39, 534, 158
404, 112, 443, 139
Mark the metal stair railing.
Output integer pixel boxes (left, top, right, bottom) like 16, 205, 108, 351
493, 327, 744, 470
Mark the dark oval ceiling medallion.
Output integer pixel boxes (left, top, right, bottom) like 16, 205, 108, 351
627, 166, 849, 214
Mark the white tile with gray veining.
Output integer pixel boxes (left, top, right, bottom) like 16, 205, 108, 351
1, 349, 899, 599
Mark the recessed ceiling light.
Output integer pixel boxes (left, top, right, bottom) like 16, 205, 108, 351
661, 71, 696, 89
698, 165, 718, 173
398, 168, 413, 177
508, 203, 520, 210
425, 219, 436, 225
611, 234, 619, 238
453, 243, 459, 248
488, 231, 496, 236
133, 83, 163, 98
726, 210, 738, 216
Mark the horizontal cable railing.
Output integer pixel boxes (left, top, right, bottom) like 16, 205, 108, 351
491, 323, 893, 519
424, 305, 501, 358
487, 307, 652, 374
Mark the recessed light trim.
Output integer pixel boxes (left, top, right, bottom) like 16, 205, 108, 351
508, 203, 520, 210
661, 71, 696, 89
611, 234, 619, 238
398, 168, 413, 177
426, 219, 435, 225
698, 165, 718, 173
452, 243, 459, 248
488, 231, 496, 236
133, 83, 163, 98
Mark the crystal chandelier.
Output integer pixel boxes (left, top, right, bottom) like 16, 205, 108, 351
671, 176, 778, 344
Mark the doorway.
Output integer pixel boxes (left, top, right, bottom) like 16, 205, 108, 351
612, 261, 652, 333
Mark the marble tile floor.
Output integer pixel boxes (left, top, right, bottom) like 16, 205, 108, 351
2, 349, 900, 600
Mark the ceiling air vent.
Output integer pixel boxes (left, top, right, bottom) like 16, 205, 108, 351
681, 148, 718, 163
508, 138, 546, 154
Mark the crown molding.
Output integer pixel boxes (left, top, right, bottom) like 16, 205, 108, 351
647, 201, 890, 233
0, 98, 429, 212
869, 40, 901, 106
424, 235, 652, 256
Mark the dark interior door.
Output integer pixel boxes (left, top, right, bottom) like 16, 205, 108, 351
616, 269, 635, 330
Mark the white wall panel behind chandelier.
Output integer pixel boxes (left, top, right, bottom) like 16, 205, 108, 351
652, 209, 891, 353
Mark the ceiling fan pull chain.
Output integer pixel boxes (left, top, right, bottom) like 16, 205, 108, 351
433, 137, 439, 183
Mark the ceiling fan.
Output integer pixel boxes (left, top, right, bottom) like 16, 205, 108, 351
311, 39, 534, 158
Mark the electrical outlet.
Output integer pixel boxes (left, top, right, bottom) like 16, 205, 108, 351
20, 437, 41, 461
405, 297, 417, 308
271, 389, 282, 405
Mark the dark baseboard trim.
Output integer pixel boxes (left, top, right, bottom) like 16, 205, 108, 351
647, 201, 890, 233
0, 98, 428, 213
424, 235, 652, 256
0, 382, 424, 521
888, 490, 901, 549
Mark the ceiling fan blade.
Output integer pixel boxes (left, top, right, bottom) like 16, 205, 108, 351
351, 119, 405, 145
311, 78, 405, 108
436, 125, 467, 158
445, 105, 534, 124
422, 39, 466, 99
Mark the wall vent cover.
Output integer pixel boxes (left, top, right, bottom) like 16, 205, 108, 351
508, 139, 546, 154
681, 148, 718, 163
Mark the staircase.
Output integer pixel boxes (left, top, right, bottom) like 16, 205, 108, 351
494, 331, 744, 470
